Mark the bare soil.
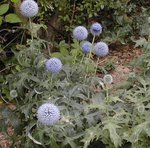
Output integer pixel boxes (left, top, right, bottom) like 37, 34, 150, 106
97, 44, 143, 85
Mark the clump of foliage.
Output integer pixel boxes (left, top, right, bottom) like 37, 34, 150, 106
39, 0, 150, 44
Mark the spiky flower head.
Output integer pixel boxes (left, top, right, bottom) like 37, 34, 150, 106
73, 26, 88, 41
10, 90, 18, 98
20, 0, 39, 17
103, 74, 113, 84
81, 41, 92, 54
90, 22, 102, 36
37, 103, 60, 126
46, 58, 62, 74
94, 42, 109, 57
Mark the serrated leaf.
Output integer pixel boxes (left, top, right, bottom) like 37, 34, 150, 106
111, 96, 124, 103
103, 121, 122, 147
30, 23, 47, 38
128, 121, 150, 142
81, 124, 101, 148
0, 4, 9, 15
136, 76, 147, 87
50, 137, 60, 148
60, 47, 69, 56
20, 104, 32, 120
63, 137, 77, 148
5, 13, 21, 23
59, 40, 69, 56
134, 37, 147, 48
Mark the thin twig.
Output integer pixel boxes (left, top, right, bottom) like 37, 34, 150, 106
2, 32, 22, 50
0, 65, 16, 73
0, 29, 11, 33
0, 94, 9, 104
70, 0, 76, 26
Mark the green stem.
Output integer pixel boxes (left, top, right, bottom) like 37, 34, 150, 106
50, 75, 53, 85
80, 54, 85, 64
106, 87, 109, 116
73, 49, 77, 64
85, 35, 96, 76
106, 87, 109, 102
0, 94, 9, 104
29, 17, 33, 42
20, 31, 25, 44
47, 42, 51, 57
88, 35, 95, 59
45, 30, 51, 57
94, 57, 100, 75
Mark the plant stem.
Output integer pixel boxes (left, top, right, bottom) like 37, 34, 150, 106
20, 31, 25, 44
50, 75, 53, 84
80, 54, 85, 64
29, 17, 33, 42
0, 94, 9, 104
73, 49, 78, 64
88, 35, 95, 59
85, 35, 96, 76
73, 41, 80, 64
105, 86, 109, 116
94, 57, 100, 75
2, 32, 22, 50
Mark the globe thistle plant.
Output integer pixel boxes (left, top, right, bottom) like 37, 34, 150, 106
73, 26, 88, 41
94, 42, 109, 57
20, 0, 39, 17
46, 58, 63, 74
81, 41, 92, 54
90, 22, 102, 36
103, 74, 113, 84
37, 103, 60, 126
10, 90, 18, 98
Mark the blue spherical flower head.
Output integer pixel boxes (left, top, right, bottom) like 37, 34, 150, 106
20, 0, 39, 17
94, 42, 109, 57
73, 26, 88, 41
81, 41, 92, 54
37, 103, 60, 126
46, 58, 62, 74
90, 22, 102, 36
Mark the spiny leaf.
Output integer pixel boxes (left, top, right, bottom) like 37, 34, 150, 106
103, 120, 122, 147
110, 96, 124, 103
30, 23, 47, 38
128, 121, 150, 142
81, 124, 102, 148
134, 37, 147, 48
